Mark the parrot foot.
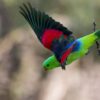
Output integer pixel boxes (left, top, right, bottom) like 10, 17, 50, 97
96, 41, 100, 55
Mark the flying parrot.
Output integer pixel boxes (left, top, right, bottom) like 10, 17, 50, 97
19, 3, 75, 70
43, 30, 100, 70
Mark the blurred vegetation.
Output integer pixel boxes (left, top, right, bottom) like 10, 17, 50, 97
0, 0, 100, 100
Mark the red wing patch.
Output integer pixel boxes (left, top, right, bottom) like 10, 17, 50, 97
42, 29, 66, 49
61, 46, 74, 64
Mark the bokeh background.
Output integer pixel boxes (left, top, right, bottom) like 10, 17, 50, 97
0, 0, 100, 100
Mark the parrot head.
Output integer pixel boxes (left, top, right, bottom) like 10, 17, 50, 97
42, 55, 60, 70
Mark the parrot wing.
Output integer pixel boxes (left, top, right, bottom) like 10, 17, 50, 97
19, 3, 74, 50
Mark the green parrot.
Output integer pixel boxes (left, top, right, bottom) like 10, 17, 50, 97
19, 3, 100, 70
43, 30, 100, 70
19, 3, 75, 70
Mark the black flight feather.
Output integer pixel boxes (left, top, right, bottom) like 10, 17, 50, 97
19, 3, 73, 40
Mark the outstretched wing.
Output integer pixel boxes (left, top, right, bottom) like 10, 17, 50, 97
19, 3, 74, 50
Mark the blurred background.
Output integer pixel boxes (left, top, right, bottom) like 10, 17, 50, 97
0, 0, 100, 100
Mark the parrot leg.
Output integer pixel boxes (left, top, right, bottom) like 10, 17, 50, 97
93, 22, 100, 55
96, 41, 100, 55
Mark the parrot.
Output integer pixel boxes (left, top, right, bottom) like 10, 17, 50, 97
19, 3, 75, 70
43, 30, 100, 70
